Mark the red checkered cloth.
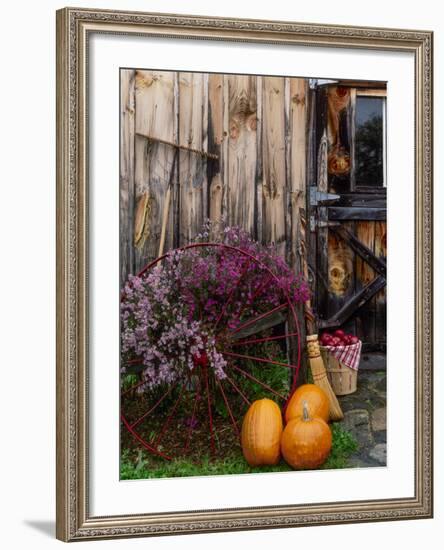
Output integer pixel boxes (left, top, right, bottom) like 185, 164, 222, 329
321, 340, 362, 371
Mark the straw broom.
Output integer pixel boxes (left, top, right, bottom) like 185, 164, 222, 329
306, 334, 343, 421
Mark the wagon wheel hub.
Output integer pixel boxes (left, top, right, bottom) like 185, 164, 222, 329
192, 351, 209, 369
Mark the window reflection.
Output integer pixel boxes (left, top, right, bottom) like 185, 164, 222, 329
355, 96, 384, 187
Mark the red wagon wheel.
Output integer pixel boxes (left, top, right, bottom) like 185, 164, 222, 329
120, 243, 302, 461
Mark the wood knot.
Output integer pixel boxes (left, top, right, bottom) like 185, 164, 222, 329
292, 93, 305, 106
246, 113, 257, 131
135, 71, 156, 90
229, 119, 240, 140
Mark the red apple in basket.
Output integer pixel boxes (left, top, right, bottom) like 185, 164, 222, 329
331, 337, 342, 347
320, 333, 331, 346
349, 336, 359, 345
334, 329, 345, 338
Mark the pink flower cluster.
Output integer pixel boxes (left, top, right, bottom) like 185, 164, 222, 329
121, 225, 309, 391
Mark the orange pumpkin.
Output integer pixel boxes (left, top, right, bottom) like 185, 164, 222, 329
241, 398, 283, 466
281, 401, 332, 469
285, 384, 330, 424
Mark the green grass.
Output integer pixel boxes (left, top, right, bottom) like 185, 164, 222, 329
326, 422, 359, 469
120, 422, 358, 480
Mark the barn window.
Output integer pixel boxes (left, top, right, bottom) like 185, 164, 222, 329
354, 91, 386, 188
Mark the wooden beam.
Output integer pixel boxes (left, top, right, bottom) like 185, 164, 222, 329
356, 88, 387, 97
330, 225, 386, 277
336, 193, 386, 208
232, 309, 288, 340
328, 206, 386, 221
318, 275, 386, 328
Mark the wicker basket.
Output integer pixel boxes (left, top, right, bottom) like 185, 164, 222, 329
320, 347, 358, 396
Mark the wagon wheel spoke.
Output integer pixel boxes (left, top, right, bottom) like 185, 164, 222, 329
121, 376, 147, 397
153, 384, 186, 448
223, 372, 251, 406
222, 350, 298, 370
129, 382, 179, 430
216, 379, 240, 441
227, 363, 287, 401
230, 331, 301, 348
120, 414, 172, 461
202, 366, 216, 456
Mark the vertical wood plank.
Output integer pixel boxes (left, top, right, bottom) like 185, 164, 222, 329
134, 70, 175, 269
355, 221, 376, 344
226, 74, 257, 235
284, 78, 292, 265
208, 73, 224, 231
262, 76, 286, 254
374, 221, 387, 347
315, 86, 330, 322
179, 72, 207, 244
172, 72, 180, 249
120, 69, 135, 286
222, 75, 229, 224
284, 77, 293, 382
288, 78, 308, 272
288, 78, 308, 381
306, 85, 318, 314
255, 76, 263, 242
202, 73, 209, 222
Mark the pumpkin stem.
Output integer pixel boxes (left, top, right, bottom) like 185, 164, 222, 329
302, 400, 310, 422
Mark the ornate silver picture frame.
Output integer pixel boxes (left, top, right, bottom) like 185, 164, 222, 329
56, 7, 433, 542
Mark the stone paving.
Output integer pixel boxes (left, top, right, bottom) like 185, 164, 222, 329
337, 367, 387, 468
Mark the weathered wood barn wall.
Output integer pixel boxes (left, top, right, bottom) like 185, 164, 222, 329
120, 68, 308, 285
120, 69, 387, 349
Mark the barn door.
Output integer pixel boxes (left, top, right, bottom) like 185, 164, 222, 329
308, 82, 387, 352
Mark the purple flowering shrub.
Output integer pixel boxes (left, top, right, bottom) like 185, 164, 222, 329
121, 225, 309, 393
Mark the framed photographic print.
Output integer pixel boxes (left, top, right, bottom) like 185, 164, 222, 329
56, 7, 433, 542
